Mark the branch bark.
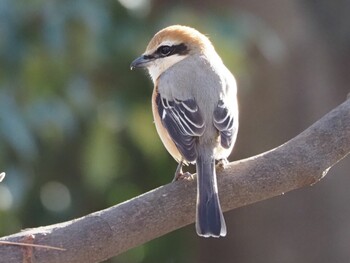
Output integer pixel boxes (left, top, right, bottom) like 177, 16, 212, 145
1, 98, 350, 263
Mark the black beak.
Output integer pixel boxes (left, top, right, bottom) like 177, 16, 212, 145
130, 55, 152, 70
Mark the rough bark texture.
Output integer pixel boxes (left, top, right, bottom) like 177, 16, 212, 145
0, 98, 349, 263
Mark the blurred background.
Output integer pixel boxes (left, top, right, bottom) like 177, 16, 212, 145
0, 0, 349, 262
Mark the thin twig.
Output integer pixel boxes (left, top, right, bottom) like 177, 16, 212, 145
0, 172, 5, 182
0, 241, 65, 251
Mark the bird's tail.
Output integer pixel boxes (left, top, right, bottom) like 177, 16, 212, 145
196, 154, 226, 237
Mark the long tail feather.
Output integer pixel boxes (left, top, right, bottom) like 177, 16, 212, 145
196, 155, 226, 237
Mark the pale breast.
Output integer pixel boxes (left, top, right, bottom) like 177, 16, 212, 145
151, 87, 183, 163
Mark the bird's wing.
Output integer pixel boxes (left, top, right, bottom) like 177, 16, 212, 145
156, 93, 205, 162
213, 100, 236, 149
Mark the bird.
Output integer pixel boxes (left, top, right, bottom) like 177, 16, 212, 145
130, 25, 238, 237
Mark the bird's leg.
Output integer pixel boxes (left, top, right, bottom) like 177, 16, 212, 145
216, 158, 229, 169
173, 161, 184, 182
172, 160, 193, 182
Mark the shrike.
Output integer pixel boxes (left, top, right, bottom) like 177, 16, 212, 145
131, 25, 238, 237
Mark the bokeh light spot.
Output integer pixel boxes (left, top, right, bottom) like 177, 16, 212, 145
40, 181, 71, 212
0, 185, 13, 211
118, 0, 150, 17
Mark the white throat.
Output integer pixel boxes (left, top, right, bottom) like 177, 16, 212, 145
147, 54, 187, 83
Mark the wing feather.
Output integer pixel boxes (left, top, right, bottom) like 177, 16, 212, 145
213, 100, 236, 149
156, 93, 205, 162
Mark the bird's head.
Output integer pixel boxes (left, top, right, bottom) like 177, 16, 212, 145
131, 25, 214, 82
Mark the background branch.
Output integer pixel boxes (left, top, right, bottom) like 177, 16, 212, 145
0, 98, 349, 263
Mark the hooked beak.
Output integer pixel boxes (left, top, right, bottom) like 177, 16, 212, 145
130, 55, 153, 70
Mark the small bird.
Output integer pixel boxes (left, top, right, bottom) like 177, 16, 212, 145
131, 25, 238, 237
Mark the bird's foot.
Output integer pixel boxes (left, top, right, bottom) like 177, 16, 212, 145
216, 158, 229, 170
173, 171, 194, 182
172, 160, 193, 182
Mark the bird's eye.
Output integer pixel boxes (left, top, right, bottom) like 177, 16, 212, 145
157, 45, 172, 56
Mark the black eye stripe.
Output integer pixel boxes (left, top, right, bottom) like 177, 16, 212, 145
155, 43, 188, 57
173, 43, 188, 55
144, 54, 154, 60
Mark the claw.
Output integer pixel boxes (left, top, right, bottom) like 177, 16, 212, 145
174, 171, 194, 181
216, 158, 229, 169
172, 160, 194, 182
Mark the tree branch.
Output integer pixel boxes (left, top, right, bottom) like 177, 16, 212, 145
1, 98, 350, 263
